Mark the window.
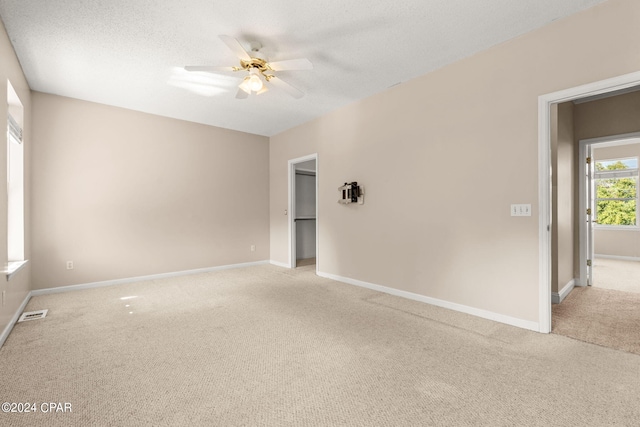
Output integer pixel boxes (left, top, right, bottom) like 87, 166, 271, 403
594, 157, 638, 226
7, 80, 25, 278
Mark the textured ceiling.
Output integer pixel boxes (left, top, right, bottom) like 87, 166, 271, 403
0, 0, 607, 136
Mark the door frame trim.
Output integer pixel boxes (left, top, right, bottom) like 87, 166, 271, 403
538, 71, 640, 333
577, 139, 592, 288
288, 153, 318, 271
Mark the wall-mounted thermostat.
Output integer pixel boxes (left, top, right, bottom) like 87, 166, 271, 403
338, 182, 364, 205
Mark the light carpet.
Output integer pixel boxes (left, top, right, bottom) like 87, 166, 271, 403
593, 257, 640, 293
296, 258, 316, 267
552, 285, 640, 356
1, 264, 639, 426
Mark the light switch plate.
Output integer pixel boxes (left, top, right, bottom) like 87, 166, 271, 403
511, 204, 531, 217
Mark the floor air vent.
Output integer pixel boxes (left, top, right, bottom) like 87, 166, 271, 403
18, 309, 48, 322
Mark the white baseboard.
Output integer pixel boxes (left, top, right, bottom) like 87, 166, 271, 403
595, 254, 640, 262
31, 260, 270, 296
317, 271, 539, 332
0, 292, 32, 348
269, 260, 290, 268
552, 279, 576, 304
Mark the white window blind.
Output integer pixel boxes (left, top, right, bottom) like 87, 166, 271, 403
7, 112, 22, 144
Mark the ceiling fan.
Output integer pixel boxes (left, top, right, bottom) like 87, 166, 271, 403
185, 35, 312, 99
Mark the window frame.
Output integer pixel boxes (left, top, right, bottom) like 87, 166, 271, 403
593, 156, 639, 230
6, 79, 27, 280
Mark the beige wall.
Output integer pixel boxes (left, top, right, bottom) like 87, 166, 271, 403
574, 90, 640, 141
591, 142, 640, 258
270, 0, 640, 323
31, 93, 269, 289
0, 20, 32, 336
552, 102, 576, 293
564, 86, 640, 280
574, 90, 640, 260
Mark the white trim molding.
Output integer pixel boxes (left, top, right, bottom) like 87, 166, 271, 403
594, 254, 640, 262
269, 260, 290, 268
594, 225, 640, 231
5, 259, 28, 281
552, 279, 576, 304
538, 70, 640, 334
317, 271, 539, 332
31, 260, 269, 296
0, 292, 31, 348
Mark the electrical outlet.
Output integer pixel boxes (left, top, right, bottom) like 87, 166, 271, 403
66, 261, 74, 270
250, 245, 256, 252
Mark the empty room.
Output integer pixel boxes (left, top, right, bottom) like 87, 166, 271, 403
1, 0, 639, 425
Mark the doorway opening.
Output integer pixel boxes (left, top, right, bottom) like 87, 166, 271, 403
579, 134, 640, 291
538, 71, 640, 333
288, 154, 318, 270
550, 88, 640, 355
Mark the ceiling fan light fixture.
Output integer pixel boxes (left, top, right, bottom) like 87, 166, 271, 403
248, 68, 263, 91
239, 77, 252, 94
184, 35, 311, 99
248, 75, 263, 91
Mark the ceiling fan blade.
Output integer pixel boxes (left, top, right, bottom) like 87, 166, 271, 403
268, 58, 313, 71
184, 65, 237, 73
268, 76, 304, 99
235, 87, 249, 99
219, 35, 251, 62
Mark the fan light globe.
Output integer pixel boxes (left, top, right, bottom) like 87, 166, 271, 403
239, 78, 252, 94
248, 74, 263, 92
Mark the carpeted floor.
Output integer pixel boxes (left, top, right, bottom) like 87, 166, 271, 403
1, 264, 639, 426
296, 257, 316, 267
552, 257, 640, 355
592, 257, 640, 293
552, 286, 640, 356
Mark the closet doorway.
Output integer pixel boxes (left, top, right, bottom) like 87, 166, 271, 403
288, 154, 318, 269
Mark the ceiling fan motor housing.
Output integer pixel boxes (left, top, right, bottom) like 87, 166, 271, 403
241, 58, 270, 72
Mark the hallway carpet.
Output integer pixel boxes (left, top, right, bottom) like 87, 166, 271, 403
592, 257, 640, 293
552, 285, 640, 356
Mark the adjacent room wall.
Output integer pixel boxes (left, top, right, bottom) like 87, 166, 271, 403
0, 19, 32, 338
31, 93, 269, 290
551, 102, 576, 294
574, 90, 640, 261
574, 90, 640, 141
294, 163, 316, 261
591, 142, 640, 258
270, 0, 640, 325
